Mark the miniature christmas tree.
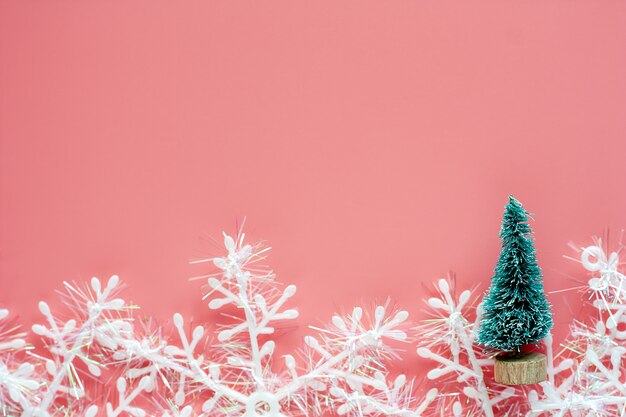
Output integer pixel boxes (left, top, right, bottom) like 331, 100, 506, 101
478, 196, 552, 384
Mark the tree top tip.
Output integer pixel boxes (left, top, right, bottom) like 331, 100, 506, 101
508, 195, 522, 207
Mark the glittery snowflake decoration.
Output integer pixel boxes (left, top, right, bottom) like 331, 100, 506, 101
0, 308, 36, 415
0, 276, 133, 416
528, 239, 626, 417
173, 230, 437, 417
416, 277, 516, 417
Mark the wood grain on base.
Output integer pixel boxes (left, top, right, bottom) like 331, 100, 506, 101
494, 352, 546, 385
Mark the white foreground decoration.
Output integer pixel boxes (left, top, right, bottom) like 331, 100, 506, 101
416, 278, 516, 417
171, 231, 436, 417
0, 231, 435, 416
528, 240, 626, 417
1, 231, 625, 416
0, 308, 37, 414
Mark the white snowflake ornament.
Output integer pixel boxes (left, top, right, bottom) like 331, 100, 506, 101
197, 231, 422, 417
417, 278, 515, 417
528, 240, 626, 416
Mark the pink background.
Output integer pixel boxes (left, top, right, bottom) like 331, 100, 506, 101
1, 0, 626, 391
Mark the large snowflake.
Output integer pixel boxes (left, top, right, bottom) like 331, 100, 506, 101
125, 230, 434, 417
527, 240, 626, 417
416, 277, 516, 417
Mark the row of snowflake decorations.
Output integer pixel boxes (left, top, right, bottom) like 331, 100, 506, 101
1, 218, 625, 415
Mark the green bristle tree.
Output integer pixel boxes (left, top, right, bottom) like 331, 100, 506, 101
477, 196, 553, 353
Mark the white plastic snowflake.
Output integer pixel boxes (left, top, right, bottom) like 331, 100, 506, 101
29, 276, 135, 417
0, 308, 38, 415
157, 231, 437, 417
416, 278, 515, 417
0, 276, 143, 417
528, 240, 626, 417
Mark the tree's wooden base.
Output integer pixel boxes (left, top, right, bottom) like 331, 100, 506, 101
494, 352, 546, 385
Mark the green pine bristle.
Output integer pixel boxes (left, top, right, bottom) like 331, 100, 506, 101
477, 196, 553, 352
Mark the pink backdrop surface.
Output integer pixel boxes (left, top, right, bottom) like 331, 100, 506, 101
1, 0, 626, 392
